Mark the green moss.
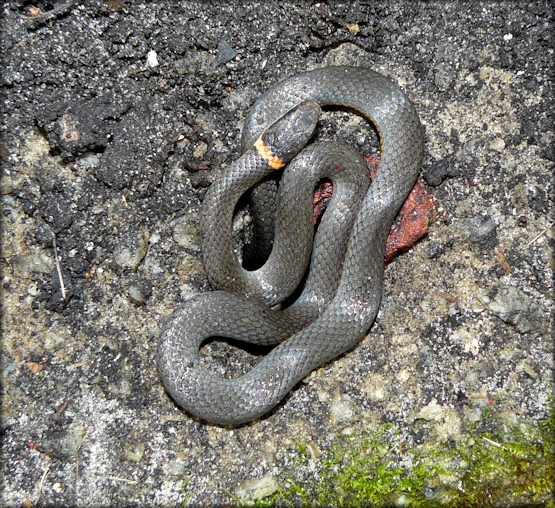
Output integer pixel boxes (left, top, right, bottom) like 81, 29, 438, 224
443, 398, 554, 507
294, 439, 311, 462
245, 402, 554, 507
180, 478, 193, 507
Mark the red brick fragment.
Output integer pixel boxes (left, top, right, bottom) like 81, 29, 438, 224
367, 155, 436, 263
312, 178, 334, 225
311, 155, 436, 264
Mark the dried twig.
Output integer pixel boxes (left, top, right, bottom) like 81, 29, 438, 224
34, 466, 50, 506
107, 476, 139, 484
482, 436, 504, 449
23, 0, 83, 28
525, 222, 553, 246
52, 234, 67, 300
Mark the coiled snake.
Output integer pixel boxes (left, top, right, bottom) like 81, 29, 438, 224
157, 66, 424, 425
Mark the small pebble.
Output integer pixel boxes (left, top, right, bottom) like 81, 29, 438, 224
234, 473, 279, 502
146, 50, 158, 68
217, 39, 237, 64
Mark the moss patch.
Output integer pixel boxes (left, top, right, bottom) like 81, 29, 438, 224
244, 404, 554, 507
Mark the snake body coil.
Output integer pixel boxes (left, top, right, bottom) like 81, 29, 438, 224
157, 67, 424, 425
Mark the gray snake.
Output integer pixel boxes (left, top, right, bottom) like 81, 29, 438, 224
157, 66, 424, 425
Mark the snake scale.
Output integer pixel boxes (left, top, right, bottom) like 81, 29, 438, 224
157, 66, 424, 425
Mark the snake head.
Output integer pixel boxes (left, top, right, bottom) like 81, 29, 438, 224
256, 100, 321, 167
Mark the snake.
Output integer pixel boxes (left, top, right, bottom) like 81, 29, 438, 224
157, 66, 424, 425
